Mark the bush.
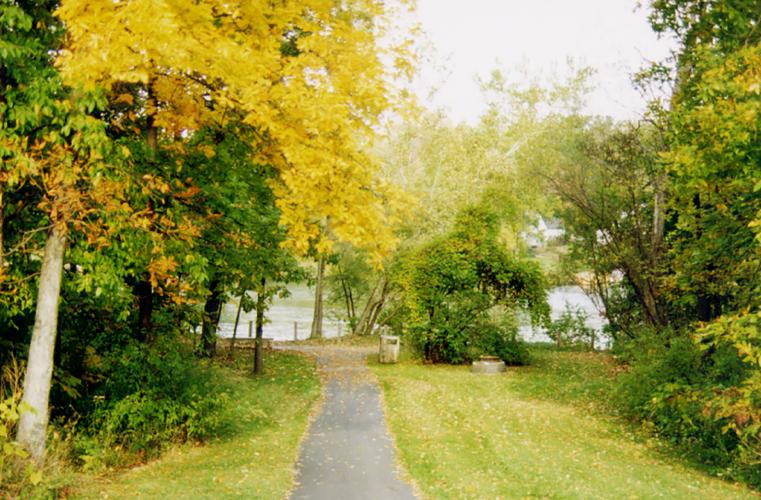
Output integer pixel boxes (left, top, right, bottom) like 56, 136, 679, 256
0, 358, 46, 497
615, 326, 760, 486
546, 305, 596, 349
72, 339, 226, 468
467, 319, 530, 365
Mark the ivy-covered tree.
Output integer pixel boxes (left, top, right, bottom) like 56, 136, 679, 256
396, 206, 549, 364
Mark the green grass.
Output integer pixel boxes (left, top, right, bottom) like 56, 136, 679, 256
370, 347, 757, 499
72, 351, 320, 499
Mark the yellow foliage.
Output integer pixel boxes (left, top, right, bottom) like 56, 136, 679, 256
56, 0, 417, 264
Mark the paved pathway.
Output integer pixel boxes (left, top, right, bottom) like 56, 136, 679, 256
283, 345, 417, 500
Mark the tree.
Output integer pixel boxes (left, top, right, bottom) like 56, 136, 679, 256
56, 0, 413, 265
601, 2, 761, 478
5, 0, 415, 462
326, 245, 373, 331
541, 121, 669, 335
1, 1, 117, 461
396, 206, 549, 364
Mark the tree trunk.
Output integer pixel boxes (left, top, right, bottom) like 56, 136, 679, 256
354, 276, 388, 336
347, 286, 355, 323
17, 225, 66, 463
254, 277, 266, 375
146, 76, 158, 155
652, 172, 666, 251
354, 280, 379, 335
338, 265, 352, 321
200, 280, 222, 357
310, 256, 326, 338
624, 265, 665, 328
336, 264, 356, 325
146, 123, 158, 153
133, 77, 158, 339
134, 278, 153, 339
230, 292, 245, 353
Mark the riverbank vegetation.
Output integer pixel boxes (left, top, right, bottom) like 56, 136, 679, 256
369, 0, 761, 488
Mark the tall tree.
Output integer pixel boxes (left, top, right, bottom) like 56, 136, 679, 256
647, 0, 761, 322
56, 0, 414, 265
1, 0, 115, 461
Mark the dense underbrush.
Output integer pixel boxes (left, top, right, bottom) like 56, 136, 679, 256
614, 324, 761, 488
1, 336, 230, 497
70, 338, 226, 470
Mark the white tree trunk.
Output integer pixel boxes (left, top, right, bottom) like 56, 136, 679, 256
17, 225, 66, 463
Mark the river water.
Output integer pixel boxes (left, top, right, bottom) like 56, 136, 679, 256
519, 285, 611, 349
217, 284, 609, 347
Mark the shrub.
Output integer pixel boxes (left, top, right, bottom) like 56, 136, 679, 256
546, 305, 596, 349
615, 323, 761, 487
73, 339, 226, 468
467, 320, 530, 365
0, 358, 45, 497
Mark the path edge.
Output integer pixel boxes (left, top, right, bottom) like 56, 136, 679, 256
366, 353, 425, 500
281, 349, 328, 500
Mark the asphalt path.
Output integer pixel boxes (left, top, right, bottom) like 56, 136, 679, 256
284, 345, 417, 500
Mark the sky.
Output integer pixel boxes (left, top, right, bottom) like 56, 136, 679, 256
407, 0, 677, 124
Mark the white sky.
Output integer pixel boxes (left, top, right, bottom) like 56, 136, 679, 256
407, 0, 676, 123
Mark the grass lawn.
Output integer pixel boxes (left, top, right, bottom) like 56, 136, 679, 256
72, 350, 320, 499
370, 346, 758, 499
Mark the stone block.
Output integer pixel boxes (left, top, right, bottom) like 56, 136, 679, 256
379, 335, 400, 363
471, 356, 506, 374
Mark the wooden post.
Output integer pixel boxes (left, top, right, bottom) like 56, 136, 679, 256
248, 320, 253, 338
294, 321, 298, 341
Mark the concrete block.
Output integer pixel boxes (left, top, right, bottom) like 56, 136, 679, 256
471, 356, 506, 374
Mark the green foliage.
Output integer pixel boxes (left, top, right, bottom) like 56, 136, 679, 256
466, 315, 530, 365
396, 206, 548, 364
697, 312, 761, 480
615, 329, 760, 486
0, 358, 45, 496
72, 338, 225, 468
661, 42, 761, 322
602, 3, 761, 489
541, 121, 668, 333
546, 305, 596, 349
71, 350, 321, 499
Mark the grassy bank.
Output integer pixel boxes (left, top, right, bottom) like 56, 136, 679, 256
72, 350, 320, 499
370, 347, 757, 499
